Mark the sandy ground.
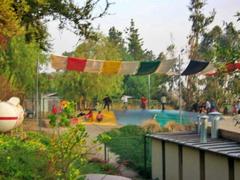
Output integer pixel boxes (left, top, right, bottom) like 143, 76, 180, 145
219, 115, 240, 133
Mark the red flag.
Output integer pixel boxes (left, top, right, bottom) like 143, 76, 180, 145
235, 62, 240, 70
226, 63, 235, 72
66, 57, 87, 71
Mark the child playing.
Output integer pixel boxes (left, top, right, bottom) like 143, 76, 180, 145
84, 110, 93, 121
96, 111, 103, 122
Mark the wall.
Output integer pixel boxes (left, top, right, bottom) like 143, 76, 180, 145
182, 146, 200, 180
234, 159, 240, 180
152, 139, 162, 179
205, 152, 228, 180
165, 142, 179, 180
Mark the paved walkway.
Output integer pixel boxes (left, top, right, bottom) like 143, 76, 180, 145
85, 174, 131, 180
219, 116, 240, 133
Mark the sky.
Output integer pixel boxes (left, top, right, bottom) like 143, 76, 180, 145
47, 0, 240, 57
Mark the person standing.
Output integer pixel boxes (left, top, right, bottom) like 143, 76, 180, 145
206, 100, 211, 114
121, 95, 129, 110
160, 96, 167, 111
140, 96, 148, 110
103, 95, 112, 111
237, 99, 240, 114
210, 99, 216, 112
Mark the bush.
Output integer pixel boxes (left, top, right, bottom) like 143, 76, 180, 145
0, 133, 51, 179
141, 119, 162, 133
164, 121, 184, 131
103, 125, 151, 177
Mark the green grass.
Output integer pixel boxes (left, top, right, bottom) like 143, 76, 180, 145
74, 159, 119, 176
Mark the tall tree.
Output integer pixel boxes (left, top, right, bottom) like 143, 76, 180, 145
0, 0, 25, 48
123, 19, 149, 99
198, 22, 240, 107
188, 0, 215, 59
186, 0, 215, 108
0, 36, 45, 97
125, 19, 144, 61
108, 26, 131, 61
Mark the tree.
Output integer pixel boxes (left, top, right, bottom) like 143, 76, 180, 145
108, 26, 131, 61
10, 0, 112, 50
197, 22, 240, 107
123, 19, 149, 99
125, 19, 144, 61
186, 0, 215, 107
108, 27, 125, 48
188, 0, 215, 59
143, 50, 155, 60
0, 0, 25, 48
54, 34, 124, 106
0, 36, 45, 98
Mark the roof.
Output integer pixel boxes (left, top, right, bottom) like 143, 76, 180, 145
147, 132, 240, 159
42, 93, 58, 98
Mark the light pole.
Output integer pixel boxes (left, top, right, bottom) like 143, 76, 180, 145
36, 56, 40, 130
148, 74, 151, 108
179, 49, 184, 124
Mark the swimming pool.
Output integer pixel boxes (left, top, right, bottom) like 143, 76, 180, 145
114, 109, 198, 126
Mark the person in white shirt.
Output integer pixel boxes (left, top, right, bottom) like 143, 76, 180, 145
160, 96, 167, 111
206, 100, 211, 114
121, 95, 129, 110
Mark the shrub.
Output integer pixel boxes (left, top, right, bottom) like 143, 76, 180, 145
103, 125, 151, 177
164, 120, 185, 131
141, 119, 162, 133
0, 133, 51, 179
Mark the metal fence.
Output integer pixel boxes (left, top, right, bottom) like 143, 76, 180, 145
103, 135, 152, 179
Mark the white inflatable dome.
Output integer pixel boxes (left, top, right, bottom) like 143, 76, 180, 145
0, 97, 24, 132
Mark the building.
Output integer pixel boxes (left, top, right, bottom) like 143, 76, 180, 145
147, 130, 240, 180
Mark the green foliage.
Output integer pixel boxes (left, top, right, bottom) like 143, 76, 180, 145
104, 125, 151, 176
188, 0, 215, 59
197, 22, 240, 106
0, 36, 45, 97
126, 19, 144, 61
108, 26, 131, 61
55, 35, 124, 103
97, 133, 112, 144
124, 76, 148, 98
74, 159, 118, 177
0, 133, 50, 179
186, 0, 215, 106
0, 0, 25, 39
11, 0, 111, 50
48, 100, 76, 127
50, 124, 94, 179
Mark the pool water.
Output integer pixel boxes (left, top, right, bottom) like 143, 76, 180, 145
114, 109, 198, 126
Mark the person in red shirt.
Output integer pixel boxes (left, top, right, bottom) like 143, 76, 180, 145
140, 96, 148, 110
84, 109, 93, 121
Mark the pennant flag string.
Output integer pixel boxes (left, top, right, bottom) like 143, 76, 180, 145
181, 60, 209, 76
50, 54, 240, 76
66, 57, 87, 72
155, 58, 177, 74
102, 61, 122, 75
136, 61, 160, 75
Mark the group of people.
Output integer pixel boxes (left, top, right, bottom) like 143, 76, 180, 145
76, 95, 113, 122
77, 110, 104, 122
191, 99, 217, 114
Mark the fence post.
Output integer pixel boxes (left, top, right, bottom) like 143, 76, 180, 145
104, 143, 107, 162
144, 135, 147, 178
